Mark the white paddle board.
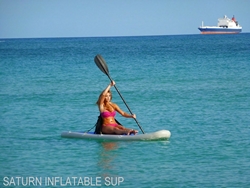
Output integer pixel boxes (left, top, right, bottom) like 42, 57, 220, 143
61, 130, 171, 141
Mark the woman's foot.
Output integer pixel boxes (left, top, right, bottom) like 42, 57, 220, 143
127, 129, 138, 135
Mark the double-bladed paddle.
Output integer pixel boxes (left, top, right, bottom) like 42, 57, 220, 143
94, 54, 145, 134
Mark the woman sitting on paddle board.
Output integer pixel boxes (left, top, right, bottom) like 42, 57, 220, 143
97, 80, 138, 135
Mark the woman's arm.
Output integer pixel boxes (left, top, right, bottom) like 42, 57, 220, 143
112, 103, 136, 119
97, 81, 115, 105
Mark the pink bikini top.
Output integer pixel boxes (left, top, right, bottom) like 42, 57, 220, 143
100, 111, 116, 118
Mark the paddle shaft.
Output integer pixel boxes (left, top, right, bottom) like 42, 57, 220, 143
105, 73, 145, 134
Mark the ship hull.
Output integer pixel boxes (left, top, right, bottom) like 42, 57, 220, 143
198, 27, 242, 34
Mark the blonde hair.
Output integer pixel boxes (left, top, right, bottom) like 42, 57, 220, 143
96, 90, 114, 112
96, 90, 112, 105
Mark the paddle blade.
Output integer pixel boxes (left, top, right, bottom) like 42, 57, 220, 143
94, 54, 109, 75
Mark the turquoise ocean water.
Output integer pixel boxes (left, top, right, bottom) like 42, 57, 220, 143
1, 34, 250, 187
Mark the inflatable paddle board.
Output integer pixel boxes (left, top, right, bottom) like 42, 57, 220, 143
61, 130, 171, 141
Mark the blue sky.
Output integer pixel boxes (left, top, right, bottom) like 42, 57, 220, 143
0, 0, 249, 38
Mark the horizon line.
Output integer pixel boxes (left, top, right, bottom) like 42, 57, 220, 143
1, 32, 249, 40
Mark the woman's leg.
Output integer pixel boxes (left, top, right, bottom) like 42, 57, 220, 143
116, 125, 138, 134
102, 126, 133, 135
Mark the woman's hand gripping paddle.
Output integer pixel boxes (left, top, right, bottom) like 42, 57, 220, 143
94, 54, 145, 134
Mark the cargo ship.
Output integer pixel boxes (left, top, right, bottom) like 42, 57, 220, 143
198, 15, 242, 34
